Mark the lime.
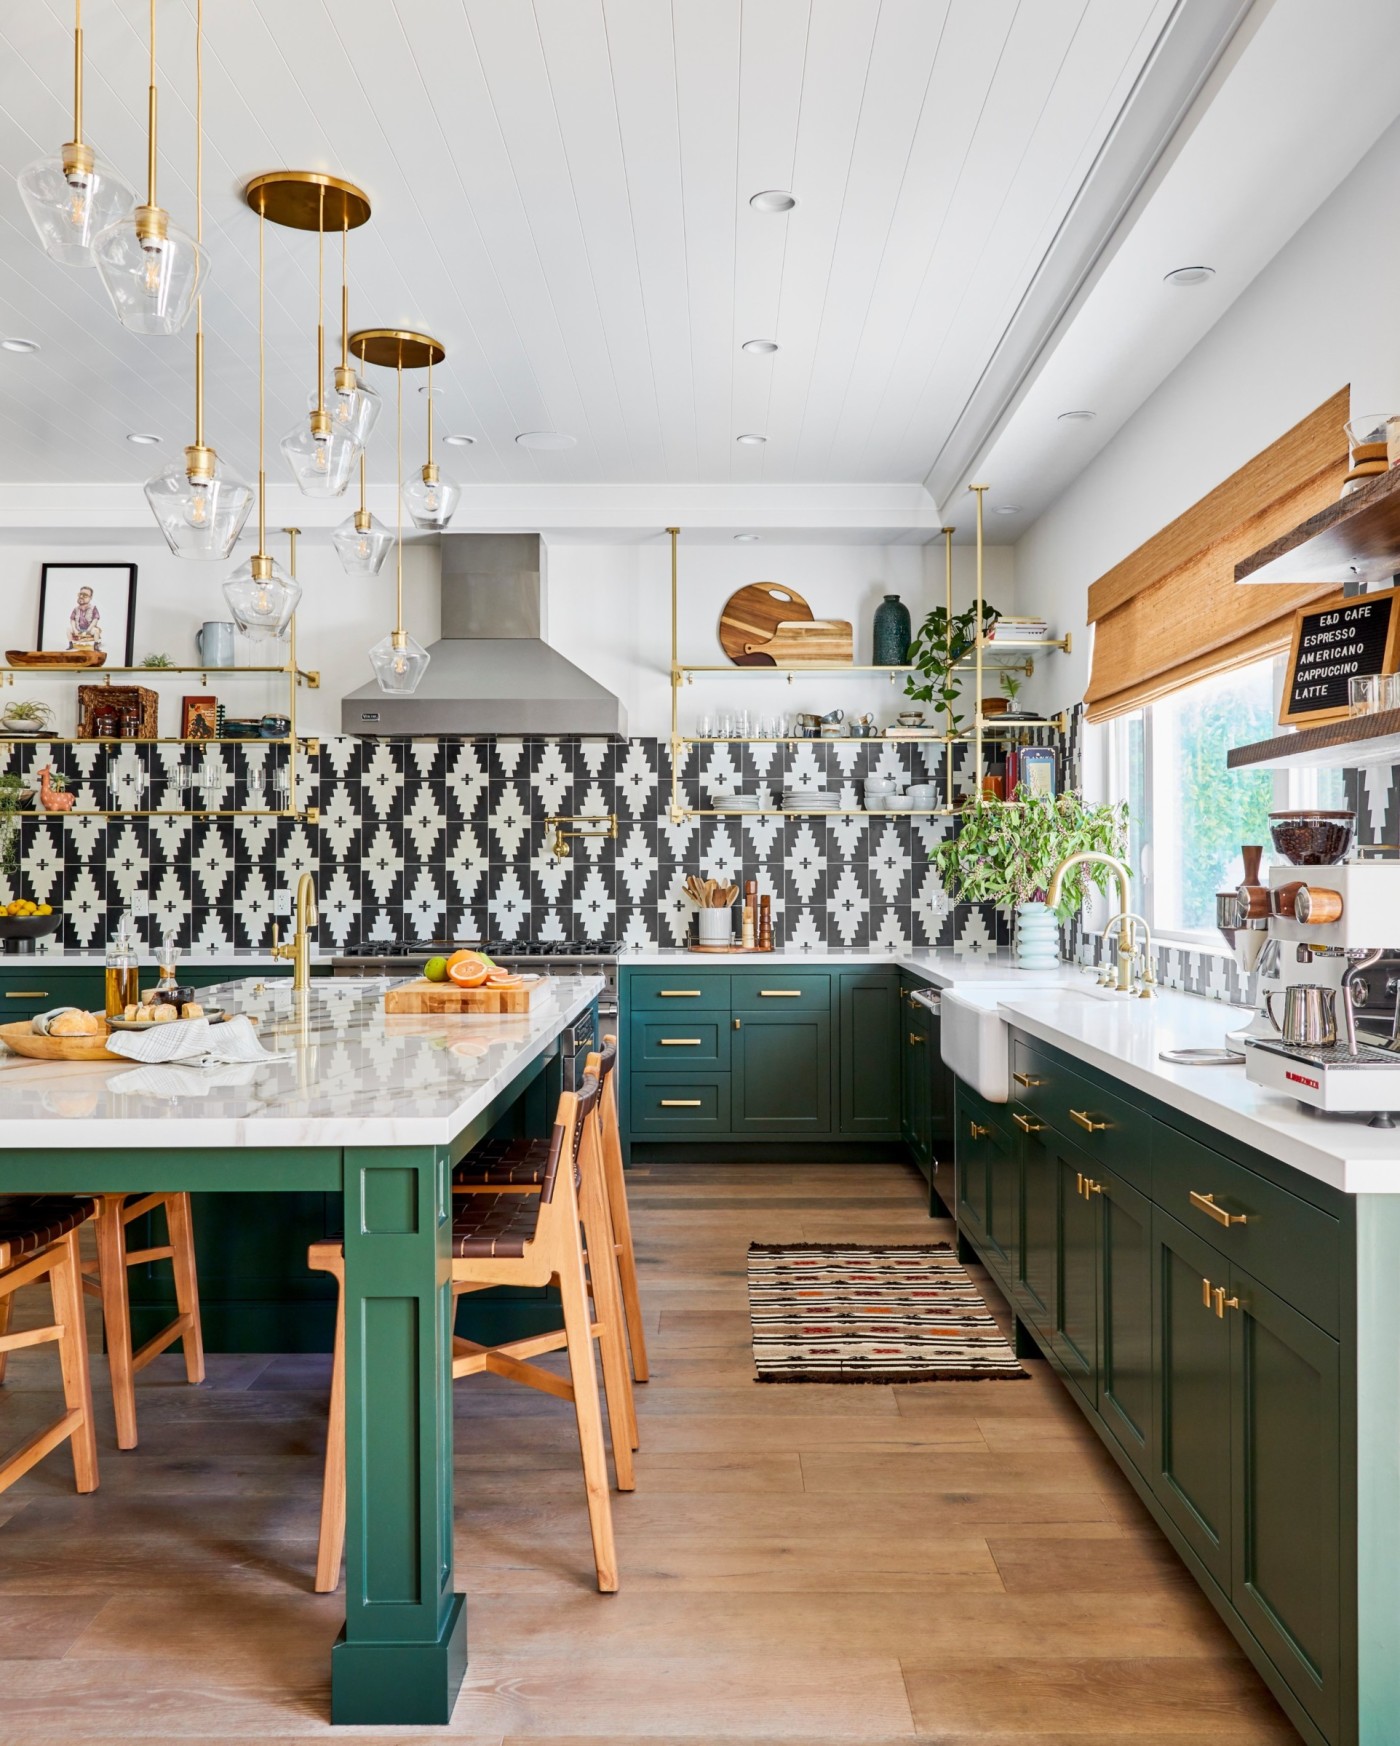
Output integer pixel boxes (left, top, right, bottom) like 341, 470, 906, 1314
423, 955, 449, 983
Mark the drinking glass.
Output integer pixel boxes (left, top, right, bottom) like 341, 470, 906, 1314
1350, 675, 1384, 715
735, 708, 752, 739
773, 711, 789, 740
715, 709, 735, 740
695, 711, 714, 740
755, 715, 773, 740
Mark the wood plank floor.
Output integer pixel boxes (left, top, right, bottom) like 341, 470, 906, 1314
0, 1161, 1299, 1743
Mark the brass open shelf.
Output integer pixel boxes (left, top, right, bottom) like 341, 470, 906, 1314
0, 736, 314, 748
0, 666, 319, 685
21, 808, 320, 822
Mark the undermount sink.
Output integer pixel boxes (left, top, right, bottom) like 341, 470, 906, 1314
939, 980, 1130, 1102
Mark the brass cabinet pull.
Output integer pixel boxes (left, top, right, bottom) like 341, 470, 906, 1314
658, 1038, 702, 1046
908, 1031, 925, 1045
759, 989, 802, 997
4, 990, 50, 999
660, 1099, 703, 1108
1201, 1276, 1213, 1309
1013, 1071, 1045, 1089
1189, 1190, 1247, 1228
733, 1018, 741, 1031
1083, 1177, 1104, 1197
1011, 1112, 1043, 1134
1076, 1171, 1084, 1196
1068, 1108, 1108, 1133
969, 1121, 990, 1140
658, 989, 702, 997
1213, 1285, 1240, 1318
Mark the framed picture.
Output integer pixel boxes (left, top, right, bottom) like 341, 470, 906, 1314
37, 563, 137, 665
181, 695, 219, 740
1279, 586, 1400, 726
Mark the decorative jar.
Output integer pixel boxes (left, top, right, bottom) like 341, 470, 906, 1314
1015, 901, 1058, 970
873, 594, 911, 665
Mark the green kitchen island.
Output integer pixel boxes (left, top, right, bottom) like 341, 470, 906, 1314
0, 972, 603, 1727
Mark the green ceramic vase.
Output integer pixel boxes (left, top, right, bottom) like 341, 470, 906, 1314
873, 594, 911, 665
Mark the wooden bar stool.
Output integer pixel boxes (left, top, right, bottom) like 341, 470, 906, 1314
310, 1072, 626, 1595
82, 1193, 205, 1451
0, 1196, 99, 1498
596, 1035, 649, 1384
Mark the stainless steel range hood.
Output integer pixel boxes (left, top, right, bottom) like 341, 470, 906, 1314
341, 533, 627, 736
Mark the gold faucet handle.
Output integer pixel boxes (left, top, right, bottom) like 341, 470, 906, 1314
269, 922, 293, 962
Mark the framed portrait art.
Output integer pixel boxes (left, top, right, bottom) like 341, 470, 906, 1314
37, 563, 137, 665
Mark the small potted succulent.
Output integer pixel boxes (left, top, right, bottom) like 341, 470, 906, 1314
0, 699, 55, 735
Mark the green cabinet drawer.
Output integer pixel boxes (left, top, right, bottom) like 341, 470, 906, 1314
1152, 1123, 1340, 1338
0, 967, 104, 1019
630, 1015, 729, 1070
626, 971, 729, 1013
1012, 1038, 1151, 1190
629, 1074, 729, 1134
730, 970, 830, 1014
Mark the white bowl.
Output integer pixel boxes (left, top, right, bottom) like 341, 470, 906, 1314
881, 793, 915, 811
863, 778, 898, 795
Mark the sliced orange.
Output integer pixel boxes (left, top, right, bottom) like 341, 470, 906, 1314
447, 957, 489, 988
444, 949, 475, 976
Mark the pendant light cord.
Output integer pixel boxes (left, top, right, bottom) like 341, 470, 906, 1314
396, 359, 404, 638
146, 0, 157, 209
426, 354, 434, 470
257, 205, 266, 557
193, 0, 204, 450
341, 221, 349, 374
72, 0, 83, 145
315, 184, 326, 418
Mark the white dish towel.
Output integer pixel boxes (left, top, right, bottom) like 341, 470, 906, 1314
104, 1014, 293, 1068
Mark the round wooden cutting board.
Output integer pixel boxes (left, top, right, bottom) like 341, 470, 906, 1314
718, 584, 814, 665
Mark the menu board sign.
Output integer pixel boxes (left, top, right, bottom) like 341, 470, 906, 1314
1280, 588, 1400, 725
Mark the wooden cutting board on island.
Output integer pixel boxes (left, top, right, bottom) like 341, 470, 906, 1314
383, 976, 545, 1015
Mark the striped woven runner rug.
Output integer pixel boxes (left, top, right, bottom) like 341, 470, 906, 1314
748, 1241, 1027, 1383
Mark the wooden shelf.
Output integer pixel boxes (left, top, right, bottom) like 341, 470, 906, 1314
1227, 708, 1400, 772
0, 665, 318, 683
1235, 466, 1400, 587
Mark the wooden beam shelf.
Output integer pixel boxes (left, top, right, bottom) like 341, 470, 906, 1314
1235, 465, 1400, 587
1227, 707, 1400, 772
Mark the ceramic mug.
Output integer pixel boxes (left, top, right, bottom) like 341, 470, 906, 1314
196, 622, 236, 667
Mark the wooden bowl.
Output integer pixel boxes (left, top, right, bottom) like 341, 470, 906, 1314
0, 1018, 118, 1062
5, 650, 107, 669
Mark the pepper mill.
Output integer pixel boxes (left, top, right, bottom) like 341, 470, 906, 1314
741, 880, 757, 950
758, 894, 774, 952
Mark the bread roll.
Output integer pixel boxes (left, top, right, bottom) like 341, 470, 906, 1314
180, 1002, 204, 1020
48, 1009, 102, 1038
152, 1004, 177, 1024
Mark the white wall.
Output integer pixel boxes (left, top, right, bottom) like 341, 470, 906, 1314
1014, 111, 1400, 718
0, 531, 1016, 742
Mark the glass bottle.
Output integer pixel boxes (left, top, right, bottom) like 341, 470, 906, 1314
151, 931, 192, 1010
104, 911, 140, 1018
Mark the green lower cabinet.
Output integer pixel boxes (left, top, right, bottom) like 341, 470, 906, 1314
1017, 1119, 1057, 1331
732, 1012, 830, 1134
981, 1108, 1020, 1274
840, 972, 900, 1137
1052, 1136, 1098, 1405
903, 994, 935, 1174
953, 1085, 989, 1244
1096, 1162, 1153, 1476
1230, 1265, 1341, 1741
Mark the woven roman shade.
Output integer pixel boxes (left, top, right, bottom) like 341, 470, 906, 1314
1084, 387, 1350, 722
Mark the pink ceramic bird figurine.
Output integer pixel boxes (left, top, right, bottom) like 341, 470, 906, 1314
36, 767, 75, 812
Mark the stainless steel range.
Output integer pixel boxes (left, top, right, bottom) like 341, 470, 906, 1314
332, 937, 620, 1030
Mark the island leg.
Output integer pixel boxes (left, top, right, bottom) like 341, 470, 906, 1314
331, 1144, 466, 1725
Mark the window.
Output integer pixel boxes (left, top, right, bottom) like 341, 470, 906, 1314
1097, 655, 1346, 945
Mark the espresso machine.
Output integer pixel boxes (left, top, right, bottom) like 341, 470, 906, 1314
1239, 856, 1400, 1124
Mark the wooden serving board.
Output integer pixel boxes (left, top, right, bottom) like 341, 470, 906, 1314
5, 649, 107, 669
744, 619, 854, 665
718, 584, 813, 666
383, 975, 545, 1016
0, 1019, 118, 1061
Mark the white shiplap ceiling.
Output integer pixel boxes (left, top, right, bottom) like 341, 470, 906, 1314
0, 0, 1230, 506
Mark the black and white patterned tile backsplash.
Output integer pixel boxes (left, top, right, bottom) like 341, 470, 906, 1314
1, 732, 1019, 955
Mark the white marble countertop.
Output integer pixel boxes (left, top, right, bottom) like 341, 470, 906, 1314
0, 975, 603, 1150
992, 985, 1400, 1196
10, 946, 324, 968
618, 945, 1038, 982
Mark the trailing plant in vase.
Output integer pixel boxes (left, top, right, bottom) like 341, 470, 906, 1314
0, 774, 30, 877
904, 600, 1001, 730
929, 785, 1130, 966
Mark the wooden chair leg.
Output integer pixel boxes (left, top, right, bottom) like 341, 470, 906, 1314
554, 1232, 619, 1594
164, 1193, 206, 1386
0, 1289, 11, 1386
50, 1229, 99, 1495
94, 1196, 138, 1452
580, 1142, 638, 1477
310, 1243, 346, 1594
601, 1076, 650, 1384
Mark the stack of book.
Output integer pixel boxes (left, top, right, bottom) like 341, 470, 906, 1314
986, 615, 1049, 642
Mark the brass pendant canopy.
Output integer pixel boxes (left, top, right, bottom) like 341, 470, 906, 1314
243, 170, 371, 232
349, 328, 445, 371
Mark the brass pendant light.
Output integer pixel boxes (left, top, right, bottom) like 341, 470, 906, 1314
143, 0, 251, 558
332, 451, 393, 576
241, 172, 372, 499
93, 0, 207, 334
401, 349, 460, 529
17, 0, 136, 265
349, 329, 439, 694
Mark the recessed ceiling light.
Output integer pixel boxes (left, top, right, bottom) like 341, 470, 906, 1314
1, 338, 39, 354
515, 431, 576, 450
1057, 409, 1095, 423
1164, 265, 1215, 287
750, 190, 796, 213
443, 433, 475, 447
125, 432, 162, 445
993, 505, 1022, 516
735, 433, 767, 445
741, 338, 779, 355
733, 533, 761, 542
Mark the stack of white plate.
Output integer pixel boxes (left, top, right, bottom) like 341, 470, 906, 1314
713, 793, 763, 814
783, 789, 840, 812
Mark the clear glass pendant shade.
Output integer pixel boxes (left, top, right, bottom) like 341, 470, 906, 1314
402, 465, 460, 530
280, 413, 358, 497
17, 147, 135, 266
333, 510, 393, 577
317, 371, 381, 447
369, 630, 430, 695
223, 554, 301, 640
144, 453, 253, 559
93, 208, 207, 335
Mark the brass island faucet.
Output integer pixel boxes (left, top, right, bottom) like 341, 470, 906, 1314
1044, 851, 1135, 992
271, 872, 318, 992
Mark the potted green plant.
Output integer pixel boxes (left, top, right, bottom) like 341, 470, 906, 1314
0, 699, 55, 734
929, 786, 1130, 968
0, 774, 33, 877
998, 668, 1024, 716
904, 600, 1001, 730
